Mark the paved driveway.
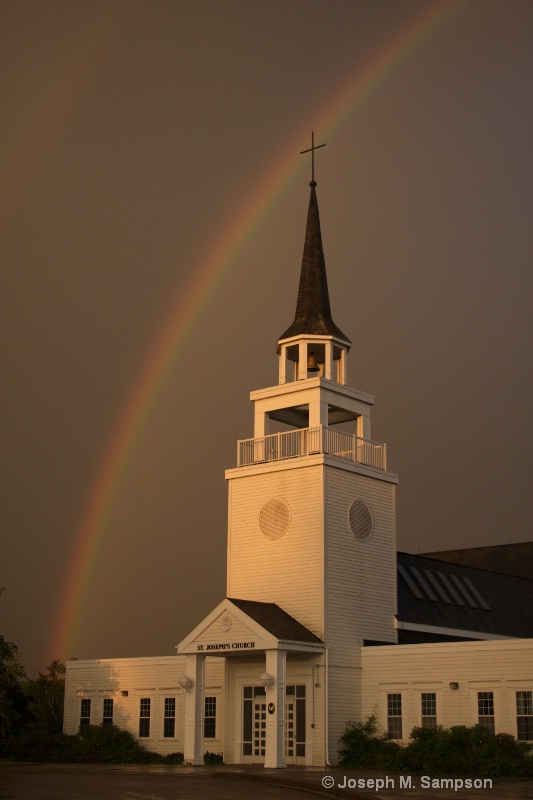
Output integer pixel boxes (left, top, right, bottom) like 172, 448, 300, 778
1, 764, 531, 800
1, 765, 324, 800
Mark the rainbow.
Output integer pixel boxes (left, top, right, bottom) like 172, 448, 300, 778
50, 0, 470, 663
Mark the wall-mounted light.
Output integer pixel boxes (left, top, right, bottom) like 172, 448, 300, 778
179, 675, 193, 691
449, 682, 459, 691
259, 672, 274, 688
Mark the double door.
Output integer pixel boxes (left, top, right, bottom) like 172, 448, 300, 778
242, 684, 306, 765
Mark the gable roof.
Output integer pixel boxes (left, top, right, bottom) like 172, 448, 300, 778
177, 597, 324, 655
228, 598, 323, 644
397, 551, 533, 639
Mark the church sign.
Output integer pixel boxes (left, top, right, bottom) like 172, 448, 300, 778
197, 641, 256, 651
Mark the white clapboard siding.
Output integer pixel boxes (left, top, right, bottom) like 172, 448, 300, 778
361, 639, 533, 742
64, 656, 224, 756
324, 465, 397, 662
227, 463, 325, 638
327, 663, 363, 764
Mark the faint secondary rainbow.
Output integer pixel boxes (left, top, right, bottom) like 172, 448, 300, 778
51, 0, 470, 662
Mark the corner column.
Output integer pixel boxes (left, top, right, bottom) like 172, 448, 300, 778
183, 653, 205, 765
264, 649, 287, 769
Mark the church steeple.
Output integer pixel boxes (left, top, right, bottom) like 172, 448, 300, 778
276, 177, 350, 385
278, 181, 350, 344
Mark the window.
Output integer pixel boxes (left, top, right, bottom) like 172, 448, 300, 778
204, 696, 216, 739
516, 691, 533, 741
164, 697, 176, 738
139, 698, 151, 738
102, 698, 113, 726
478, 692, 495, 734
421, 693, 437, 729
80, 698, 91, 727
387, 693, 402, 739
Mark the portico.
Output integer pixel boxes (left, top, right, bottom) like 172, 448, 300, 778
176, 598, 324, 767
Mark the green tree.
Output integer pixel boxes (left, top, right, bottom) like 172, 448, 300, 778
25, 660, 65, 734
0, 589, 27, 738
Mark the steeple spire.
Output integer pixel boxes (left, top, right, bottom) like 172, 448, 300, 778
278, 180, 350, 344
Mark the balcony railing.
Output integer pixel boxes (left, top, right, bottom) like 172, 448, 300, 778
237, 426, 386, 470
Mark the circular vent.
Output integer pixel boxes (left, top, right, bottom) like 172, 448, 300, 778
259, 497, 291, 540
348, 499, 373, 541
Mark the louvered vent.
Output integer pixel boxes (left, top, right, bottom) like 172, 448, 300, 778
259, 497, 291, 540
348, 499, 373, 541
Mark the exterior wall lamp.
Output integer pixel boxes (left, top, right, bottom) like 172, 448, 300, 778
179, 676, 193, 691
259, 672, 274, 688
449, 682, 459, 690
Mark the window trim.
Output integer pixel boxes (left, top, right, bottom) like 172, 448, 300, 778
477, 691, 495, 734
516, 690, 533, 742
163, 696, 176, 739
420, 691, 437, 730
139, 697, 151, 738
80, 697, 91, 727
204, 695, 217, 740
102, 697, 114, 726
386, 692, 403, 740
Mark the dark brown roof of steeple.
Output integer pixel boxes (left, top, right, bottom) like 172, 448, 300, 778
278, 181, 350, 345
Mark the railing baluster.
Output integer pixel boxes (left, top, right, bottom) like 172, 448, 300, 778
237, 426, 386, 470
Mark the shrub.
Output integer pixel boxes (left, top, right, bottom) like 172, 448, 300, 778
404, 724, 533, 776
4, 724, 165, 764
339, 714, 402, 769
74, 724, 164, 763
203, 750, 224, 764
5, 729, 74, 763
165, 751, 184, 764
339, 718, 533, 776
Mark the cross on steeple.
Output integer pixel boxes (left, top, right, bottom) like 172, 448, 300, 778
300, 131, 325, 184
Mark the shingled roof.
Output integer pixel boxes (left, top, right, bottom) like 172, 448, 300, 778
397, 551, 533, 640
229, 598, 323, 644
277, 182, 350, 346
421, 541, 533, 581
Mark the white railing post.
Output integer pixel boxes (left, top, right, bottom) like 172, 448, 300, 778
237, 427, 386, 471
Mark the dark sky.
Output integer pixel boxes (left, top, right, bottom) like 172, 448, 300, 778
1, 0, 532, 677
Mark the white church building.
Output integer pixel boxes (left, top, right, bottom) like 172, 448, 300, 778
64, 173, 533, 767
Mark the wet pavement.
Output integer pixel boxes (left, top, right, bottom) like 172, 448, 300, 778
0, 764, 531, 800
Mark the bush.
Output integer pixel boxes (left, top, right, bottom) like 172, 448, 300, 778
404, 725, 533, 776
4, 724, 165, 764
339, 718, 533, 776
339, 714, 402, 769
165, 751, 184, 764
5, 729, 73, 763
73, 724, 164, 763
203, 750, 223, 764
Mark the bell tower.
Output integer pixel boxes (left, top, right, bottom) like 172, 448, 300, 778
225, 147, 398, 758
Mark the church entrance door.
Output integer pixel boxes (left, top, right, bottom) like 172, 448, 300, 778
242, 686, 266, 764
242, 684, 307, 765
285, 685, 306, 765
